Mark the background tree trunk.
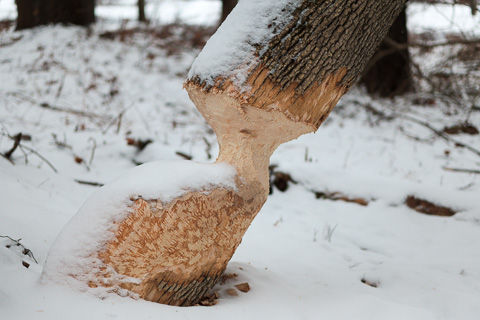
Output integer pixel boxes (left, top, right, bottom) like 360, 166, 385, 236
360, 6, 413, 97
15, 0, 95, 30
220, 0, 237, 25
138, 0, 147, 23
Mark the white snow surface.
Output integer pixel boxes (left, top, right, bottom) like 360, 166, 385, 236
0, 1, 480, 320
41, 160, 236, 292
188, 0, 298, 87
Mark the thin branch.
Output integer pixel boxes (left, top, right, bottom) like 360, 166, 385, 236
400, 114, 480, 157
443, 167, 480, 174
358, 103, 480, 158
4, 133, 22, 159
8, 92, 110, 120
1, 131, 59, 173
20, 144, 58, 173
74, 179, 104, 187
202, 137, 212, 160
88, 137, 97, 166
0, 235, 38, 263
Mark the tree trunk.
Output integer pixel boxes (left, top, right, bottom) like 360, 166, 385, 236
138, 0, 147, 23
220, 0, 237, 24
360, 6, 413, 97
15, 0, 95, 30
43, 0, 407, 307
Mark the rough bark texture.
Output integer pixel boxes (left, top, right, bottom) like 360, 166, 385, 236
361, 6, 413, 97
15, 0, 95, 30
220, 0, 237, 24
188, 0, 407, 129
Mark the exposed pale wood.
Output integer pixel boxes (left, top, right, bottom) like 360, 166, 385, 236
53, 0, 408, 306
87, 86, 312, 305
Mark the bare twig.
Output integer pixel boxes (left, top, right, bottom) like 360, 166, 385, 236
443, 167, 480, 174
1, 132, 58, 173
359, 103, 480, 158
38, 102, 104, 119
0, 235, 38, 263
8, 92, 110, 120
20, 144, 58, 173
51, 133, 72, 150
88, 137, 97, 165
55, 74, 66, 99
202, 137, 212, 160
74, 179, 104, 187
401, 115, 480, 157
4, 133, 22, 159
176, 151, 192, 160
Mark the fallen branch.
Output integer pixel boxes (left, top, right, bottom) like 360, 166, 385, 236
359, 103, 480, 158
1, 132, 58, 173
39, 102, 105, 119
4, 133, 22, 159
8, 92, 110, 120
175, 151, 192, 160
401, 115, 480, 158
88, 137, 97, 165
74, 179, 104, 187
202, 137, 212, 160
20, 144, 58, 173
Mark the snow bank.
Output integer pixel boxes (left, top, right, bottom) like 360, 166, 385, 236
41, 160, 236, 293
188, 0, 299, 88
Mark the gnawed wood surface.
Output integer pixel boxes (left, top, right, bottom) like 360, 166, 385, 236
55, 0, 407, 306
86, 87, 312, 305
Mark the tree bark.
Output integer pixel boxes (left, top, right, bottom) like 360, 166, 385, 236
15, 0, 95, 30
360, 6, 413, 97
44, 0, 407, 307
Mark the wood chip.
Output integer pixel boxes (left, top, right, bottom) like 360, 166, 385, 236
226, 288, 238, 296
235, 282, 250, 293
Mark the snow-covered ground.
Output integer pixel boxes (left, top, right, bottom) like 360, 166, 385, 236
1, 1, 480, 320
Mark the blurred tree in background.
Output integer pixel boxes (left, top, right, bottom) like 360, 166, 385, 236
220, 0, 236, 25
360, 6, 413, 98
15, 0, 95, 30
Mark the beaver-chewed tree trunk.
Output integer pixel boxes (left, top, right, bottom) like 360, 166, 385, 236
72, 0, 406, 306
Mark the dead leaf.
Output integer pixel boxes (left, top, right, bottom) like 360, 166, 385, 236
235, 282, 250, 293
405, 195, 456, 217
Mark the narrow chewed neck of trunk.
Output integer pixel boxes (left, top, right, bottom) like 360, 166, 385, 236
186, 83, 314, 196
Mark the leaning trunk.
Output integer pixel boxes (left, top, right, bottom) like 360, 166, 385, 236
43, 0, 407, 307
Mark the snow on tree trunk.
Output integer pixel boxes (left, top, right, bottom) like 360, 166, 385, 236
42, 0, 406, 307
